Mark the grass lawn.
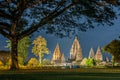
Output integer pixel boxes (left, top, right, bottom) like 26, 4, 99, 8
0, 68, 120, 80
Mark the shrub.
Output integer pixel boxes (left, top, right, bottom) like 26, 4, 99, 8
42, 59, 51, 65
27, 58, 41, 67
86, 58, 96, 67
0, 60, 4, 66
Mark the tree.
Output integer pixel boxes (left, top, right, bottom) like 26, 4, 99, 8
6, 36, 30, 65
103, 39, 120, 66
0, 0, 120, 69
17, 36, 30, 65
32, 36, 49, 64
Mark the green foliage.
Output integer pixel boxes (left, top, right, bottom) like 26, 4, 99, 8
27, 58, 40, 67
18, 56, 24, 65
86, 58, 96, 67
32, 36, 49, 64
42, 59, 51, 65
6, 36, 30, 65
81, 58, 96, 67
18, 36, 30, 64
103, 39, 120, 62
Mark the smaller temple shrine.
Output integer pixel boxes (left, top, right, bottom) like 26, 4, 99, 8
51, 43, 66, 64
88, 47, 103, 61
94, 47, 103, 61
88, 48, 95, 59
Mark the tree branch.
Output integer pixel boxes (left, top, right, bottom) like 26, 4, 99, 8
0, 22, 11, 31
0, 2, 9, 8
18, 3, 75, 40
0, 29, 11, 39
11, 0, 17, 4
0, 10, 12, 20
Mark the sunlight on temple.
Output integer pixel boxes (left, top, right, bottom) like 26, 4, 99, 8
50, 36, 109, 67
88, 48, 95, 59
94, 47, 103, 61
69, 36, 83, 62
51, 43, 66, 65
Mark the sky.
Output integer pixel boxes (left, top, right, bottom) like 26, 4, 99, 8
0, 17, 120, 61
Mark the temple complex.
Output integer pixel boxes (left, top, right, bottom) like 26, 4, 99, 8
50, 37, 107, 66
69, 36, 83, 62
51, 43, 65, 64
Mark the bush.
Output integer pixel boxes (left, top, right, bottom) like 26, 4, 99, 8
86, 58, 96, 67
80, 58, 96, 67
0, 60, 4, 66
18, 56, 24, 65
42, 59, 51, 65
27, 58, 41, 67
80, 58, 88, 66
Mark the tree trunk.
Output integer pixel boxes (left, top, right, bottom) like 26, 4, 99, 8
10, 38, 19, 70
112, 56, 115, 67
39, 53, 42, 64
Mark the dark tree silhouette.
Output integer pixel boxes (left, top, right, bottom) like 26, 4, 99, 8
103, 39, 120, 66
0, 0, 120, 69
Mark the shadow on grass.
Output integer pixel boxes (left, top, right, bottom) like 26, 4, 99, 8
1, 72, 120, 80
1, 68, 120, 80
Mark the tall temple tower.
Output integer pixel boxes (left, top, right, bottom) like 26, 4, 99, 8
94, 46, 103, 61
70, 36, 83, 62
51, 43, 65, 64
88, 48, 95, 59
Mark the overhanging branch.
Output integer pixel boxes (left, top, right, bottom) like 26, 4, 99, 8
11, 0, 17, 4
0, 10, 12, 20
17, 3, 75, 40
0, 29, 11, 39
0, 22, 11, 31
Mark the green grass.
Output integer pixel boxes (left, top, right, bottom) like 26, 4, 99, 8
0, 68, 120, 80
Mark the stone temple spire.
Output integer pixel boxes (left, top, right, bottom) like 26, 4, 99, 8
51, 43, 62, 63
70, 36, 83, 62
51, 43, 66, 64
95, 46, 103, 61
88, 48, 95, 59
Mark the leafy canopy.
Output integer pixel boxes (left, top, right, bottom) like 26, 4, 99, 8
32, 36, 49, 63
0, 0, 120, 38
103, 39, 120, 62
32, 36, 49, 55
6, 36, 30, 64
